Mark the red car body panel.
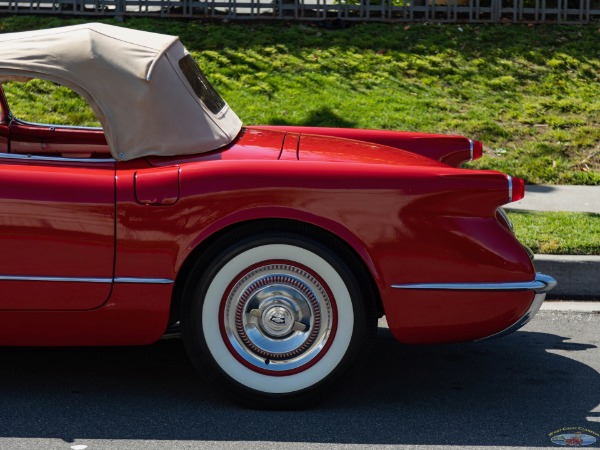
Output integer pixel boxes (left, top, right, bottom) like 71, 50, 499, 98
0, 87, 538, 346
250, 125, 479, 167
386, 290, 533, 344
0, 283, 172, 346
0, 159, 115, 310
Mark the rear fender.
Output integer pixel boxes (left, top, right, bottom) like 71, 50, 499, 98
180, 206, 382, 286
248, 126, 481, 167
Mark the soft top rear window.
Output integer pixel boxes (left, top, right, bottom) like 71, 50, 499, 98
179, 55, 227, 115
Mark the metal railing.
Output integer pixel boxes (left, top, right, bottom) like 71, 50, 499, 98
1, 0, 598, 22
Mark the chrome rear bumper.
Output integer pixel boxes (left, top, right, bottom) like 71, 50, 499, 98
391, 273, 557, 340
477, 273, 556, 340
391, 273, 556, 292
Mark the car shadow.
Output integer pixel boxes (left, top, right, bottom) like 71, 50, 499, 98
270, 106, 357, 128
0, 325, 597, 447
525, 185, 558, 194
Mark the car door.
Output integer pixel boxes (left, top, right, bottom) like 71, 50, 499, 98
0, 86, 116, 311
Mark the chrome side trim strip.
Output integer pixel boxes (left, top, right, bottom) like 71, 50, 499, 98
507, 175, 513, 202
391, 273, 556, 293
0, 275, 174, 284
0, 152, 114, 164
14, 119, 103, 131
531, 273, 557, 292
114, 277, 174, 284
0, 275, 112, 283
469, 139, 474, 161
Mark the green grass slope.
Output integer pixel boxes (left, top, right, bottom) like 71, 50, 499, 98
1, 17, 599, 184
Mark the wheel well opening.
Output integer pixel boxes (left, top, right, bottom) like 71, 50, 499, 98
168, 219, 383, 327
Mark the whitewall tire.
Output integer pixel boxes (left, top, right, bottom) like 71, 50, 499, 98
182, 227, 376, 408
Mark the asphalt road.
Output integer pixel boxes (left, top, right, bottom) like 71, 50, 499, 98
0, 309, 598, 450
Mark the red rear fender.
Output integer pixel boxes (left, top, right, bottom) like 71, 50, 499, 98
249, 126, 480, 167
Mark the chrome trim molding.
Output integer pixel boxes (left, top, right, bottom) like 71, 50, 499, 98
477, 292, 547, 341
391, 273, 557, 341
496, 207, 535, 262
114, 277, 174, 284
0, 152, 114, 164
531, 273, 557, 292
496, 207, 514, 232
477, 274, 556, 341
507, 175, 513, 202
0, 275, 112, 283
469, 139, 474, 161
391, 273, 557, 293
14, 118, 103, 131
0, 275, 174, 284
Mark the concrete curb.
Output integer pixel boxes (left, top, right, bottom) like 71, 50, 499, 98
534, 254, 600, 299
541, 301, 600, 312
503, 186, 599, 300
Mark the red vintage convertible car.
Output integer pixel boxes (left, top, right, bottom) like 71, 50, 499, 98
0, 23, 555, 407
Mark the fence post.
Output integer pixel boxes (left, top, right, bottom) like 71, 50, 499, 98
492, 0, 500, 20
115, 0, 125, 20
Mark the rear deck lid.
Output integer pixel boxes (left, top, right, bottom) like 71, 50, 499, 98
298, 134, 447, 167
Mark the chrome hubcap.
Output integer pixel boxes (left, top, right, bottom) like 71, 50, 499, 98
261, 304, 295, 337
223, 263, 335, 373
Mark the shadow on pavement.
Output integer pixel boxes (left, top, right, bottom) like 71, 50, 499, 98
526, 186, 557, 193
0, 326, 597, 447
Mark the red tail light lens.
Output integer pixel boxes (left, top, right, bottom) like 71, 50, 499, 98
471, 140, 483, 160
508, 175, 525, 202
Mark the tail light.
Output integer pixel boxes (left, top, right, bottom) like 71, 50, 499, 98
470, 140, 483, 161
507, 175, 525, 202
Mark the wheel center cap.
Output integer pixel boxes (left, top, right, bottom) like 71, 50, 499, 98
262, 305, 294, 337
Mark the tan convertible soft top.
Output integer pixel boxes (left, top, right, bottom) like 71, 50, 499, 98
0, 23, 242, 161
